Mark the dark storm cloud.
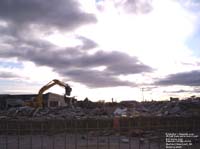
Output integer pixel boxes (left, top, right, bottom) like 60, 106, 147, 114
83, 51, 153, 75
0, 0, 96, 31
0, 38, 153, 87
163, 89, 191, 93
76, 36, 98, 50
0, 0, 153, 88
62, 69, 135, 88
0, 71, 20, 79
156, 70, 200, 86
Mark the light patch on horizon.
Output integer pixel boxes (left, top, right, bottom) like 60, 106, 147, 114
0, 79, 41, 94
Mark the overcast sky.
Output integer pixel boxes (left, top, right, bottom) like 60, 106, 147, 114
0, 0, 200, 101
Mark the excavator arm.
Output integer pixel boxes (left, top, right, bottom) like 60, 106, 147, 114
27, 79, 72, 108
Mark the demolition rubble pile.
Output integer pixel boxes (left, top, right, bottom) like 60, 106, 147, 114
0, 106, 111, 120
0, 98, 200, 120
120, 98, 200, 117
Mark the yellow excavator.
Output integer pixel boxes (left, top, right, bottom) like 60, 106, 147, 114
26, 79, 72, 108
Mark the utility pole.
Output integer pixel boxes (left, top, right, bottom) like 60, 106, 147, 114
141, 88, 144, 102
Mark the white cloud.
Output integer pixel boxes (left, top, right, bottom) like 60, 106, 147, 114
78, 0, 196, 74
44, 32, 82, 48
0, 0, 199, 101
73, 0, 200, 100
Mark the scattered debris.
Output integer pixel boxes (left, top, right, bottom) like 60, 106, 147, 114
114, 107, 127, 116
121, 137, 129, 143
0, 96, 200, 120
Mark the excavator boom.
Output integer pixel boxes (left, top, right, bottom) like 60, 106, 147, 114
26, 79, 72, 108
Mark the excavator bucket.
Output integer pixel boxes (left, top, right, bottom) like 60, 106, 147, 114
65, 86, 72, 96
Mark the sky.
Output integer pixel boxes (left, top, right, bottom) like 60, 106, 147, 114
0, 0, 200, 102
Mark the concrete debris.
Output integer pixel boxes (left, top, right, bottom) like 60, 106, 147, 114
125, 98, 200, 117
114, 107, 127, 116
0, 97, 200, 120
121, 137, 129, 143
0, 105, 112, 120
